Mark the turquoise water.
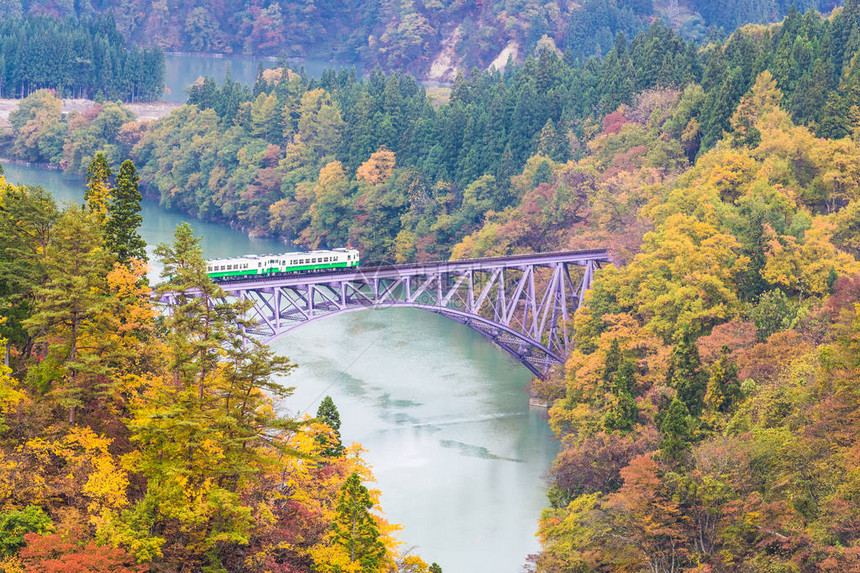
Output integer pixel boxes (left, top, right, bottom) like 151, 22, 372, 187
163, 53, 361, 103
1, 160, 558, 573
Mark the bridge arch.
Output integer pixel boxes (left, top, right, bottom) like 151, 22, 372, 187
260, 303, 564, 379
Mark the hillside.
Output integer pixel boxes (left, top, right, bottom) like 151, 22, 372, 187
7, 5, 860, 264
0, 167, 436, 571
1, 4, 859, 571
11, 0, 843, 78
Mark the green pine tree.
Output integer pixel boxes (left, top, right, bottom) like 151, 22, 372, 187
23, 207, 114, 424
316, 395, 345, 457
658, 398, 691, 463
332, 472, 387, 571
602, 392, 639, 434
0, 184, 58, 351
105, 159, 147, 265
665, 332, 708, 416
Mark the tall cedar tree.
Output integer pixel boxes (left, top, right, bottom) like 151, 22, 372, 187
665, 332, 708, 416
0, 184, 57, 352
658, 398, 692, 463
106, 159, 147, 264
316, 395, 345, 457
332, 472, 387, 572
23, 207, 113, 424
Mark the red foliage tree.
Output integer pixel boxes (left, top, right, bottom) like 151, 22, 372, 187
20, 533, 144, 573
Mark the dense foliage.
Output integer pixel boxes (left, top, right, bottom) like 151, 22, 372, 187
447, 65, 858, 573
0, 14, 164, 101
8, 5, 860, 265
11, 0, 840, 75
2, 5, 860, 573
0, 160, 433, 572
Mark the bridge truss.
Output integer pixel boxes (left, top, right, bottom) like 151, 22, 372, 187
161, 250, 611, 378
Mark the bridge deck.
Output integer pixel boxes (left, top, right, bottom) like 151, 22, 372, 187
213, 248, 611, 288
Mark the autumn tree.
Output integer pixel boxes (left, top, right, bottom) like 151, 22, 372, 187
19, 532, 144, 573
84, 153, 112, 225
729, 70, 782, 148
23, 207, 113, 424
0, 506, 52, 557
116, 223, 297, 565
356, 148, 396, 185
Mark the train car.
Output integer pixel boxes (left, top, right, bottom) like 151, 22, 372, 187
206, 248, 360, 280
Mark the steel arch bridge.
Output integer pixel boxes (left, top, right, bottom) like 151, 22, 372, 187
158, 249, 611, 378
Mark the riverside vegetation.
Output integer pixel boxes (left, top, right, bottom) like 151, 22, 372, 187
1, 3, 860, 572
0, 155, 438, 572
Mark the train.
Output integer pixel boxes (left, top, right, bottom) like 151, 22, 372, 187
205, 248, 360, 281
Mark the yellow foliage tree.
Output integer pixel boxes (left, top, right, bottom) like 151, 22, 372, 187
356, 148, 396, 185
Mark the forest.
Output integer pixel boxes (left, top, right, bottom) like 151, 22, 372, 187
7, 4, 860, 264
8, 0, 842, 76
0, 155, 438, 572
1, 2, 860, 572
0, 14, 164, 101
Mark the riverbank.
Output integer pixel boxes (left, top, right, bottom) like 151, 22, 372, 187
0, 151, 288, 246
0, 98, 180, 129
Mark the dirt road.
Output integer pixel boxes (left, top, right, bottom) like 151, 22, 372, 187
0, 98, 180, 125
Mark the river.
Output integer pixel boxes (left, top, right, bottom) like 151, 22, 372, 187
163, 53, 361, 103
2, 154, 557, 572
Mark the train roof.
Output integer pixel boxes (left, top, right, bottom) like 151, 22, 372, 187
205, 248, 359, 264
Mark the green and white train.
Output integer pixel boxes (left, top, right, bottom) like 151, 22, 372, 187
206, 248, 360, 281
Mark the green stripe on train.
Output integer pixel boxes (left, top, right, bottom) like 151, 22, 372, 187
207, 261, 356, 279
